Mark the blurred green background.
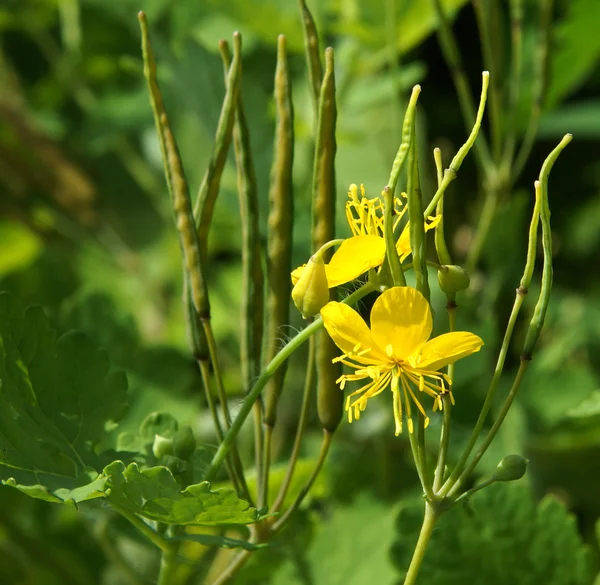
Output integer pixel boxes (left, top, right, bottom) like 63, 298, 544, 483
1, 0, 600, 583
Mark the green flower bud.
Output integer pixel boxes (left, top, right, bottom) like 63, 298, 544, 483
291, 254, 329, 318
492, 454, 528, 482
437, 265, 471, 294
152, 434, 174, 459
172, 426, 197, 461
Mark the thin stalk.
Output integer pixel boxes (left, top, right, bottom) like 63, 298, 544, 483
111, 504, 173, 553
271, 430, 333, 532
407, 426, 433, 500
416, 412, 431, 491
438, 289, 526, 496
384, 186, 406, 286
433, 394, 453, 493
403, 502, 438, 585
259, 423, 273, 510
431, 0, 494, 175
423, 72, 490, 217
208, 548, 253, 585
447, 360, 529, 497
202, 320, 250, 499
271, 335, 316, 514
204, 283, 375, 482
452, 476, 496, 504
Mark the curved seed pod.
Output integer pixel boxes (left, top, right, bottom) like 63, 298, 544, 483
139, 13, 209, 318
194, 33, 242, 252
298, 0, 323, 113
522, 136, 571, 356
407, 129, 430, 300
311, 48, 342, 432
264, 35, 295, 427
219, 38, 264, 392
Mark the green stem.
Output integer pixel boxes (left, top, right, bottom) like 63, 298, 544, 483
271, 334, 316, 514
111, 504, 173, 553
438, 289, 526, 496
407, 425, 433, 501
403, 502, 438, 585
452, 476, 496, 505
433, 393, 453, 493
204, 282, 375, 482
384, 186, 406, 286
271, 430, 333, 532
447, 359, 529, 497
158, 546, 180, 585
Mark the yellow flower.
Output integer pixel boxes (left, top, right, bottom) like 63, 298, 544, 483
320, 286, 484, 435
291, 184, 439, 287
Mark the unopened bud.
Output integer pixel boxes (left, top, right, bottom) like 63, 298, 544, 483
438, 265, 470, 294
492, 454, 528, 482
173, 426, 196, 461
291, 254, 329, 318
152, 434, 174, 459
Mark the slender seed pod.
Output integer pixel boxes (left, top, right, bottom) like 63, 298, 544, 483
264, 35, 295, 427
194, 33, 242, 251
522, 134, 571, 356
298, 0, 323, 114
311, 48, 342, 432
407, 129, 430, 300
219, 39, 264, 392
138, 13, 209, 318
433, 148, 452, 267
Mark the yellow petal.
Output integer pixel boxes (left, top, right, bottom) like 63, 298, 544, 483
325, 235, 386, 287
320, 301, 387, 365
291, 264, 305, 286
370, 287, 432, 360
416, 331, 484, 371
395, 224, 411, 262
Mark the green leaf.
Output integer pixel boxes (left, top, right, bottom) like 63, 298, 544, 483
0, 293, 128, 502
171, 533, 267, 551
547, 0, 600, 106
104, 461, 260, 526
270, 495, 397, 585
391, 485, 592, 585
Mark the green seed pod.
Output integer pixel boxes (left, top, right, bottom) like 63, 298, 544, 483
492, 454, 527, 482
437, 265, 471, 294
152, 434, 174, 459
291, 255, 329, 318
172, 426, 197, 461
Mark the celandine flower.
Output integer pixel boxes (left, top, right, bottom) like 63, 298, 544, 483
320, 286, 484, 435
292, 184, 439, 288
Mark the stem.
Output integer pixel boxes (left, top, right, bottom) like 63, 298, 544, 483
433, 394, 453, 493
447, 359, 529, 497
259, 423, 273, 510
202, 319, 250, 500
403, 502, 438, 585
271, 430, 333, 532
253, 399, 265, 507
416, 412, 432, 495
208, 549, 253, 585
111, 504, 173, 553
407, 426, 434, 501
204, 282, 375, 482
158, 546, 180, 585
271, 334, 316, 514
439, 288, 527, 496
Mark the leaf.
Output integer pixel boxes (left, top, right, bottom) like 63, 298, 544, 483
391, 485, 593, 585
547, 0, 600, 106
104, 461, 260, 526
540, 101, 600, 140
0, 293, 128, 503
171, 533, 267, 551
270, 494, 397, 585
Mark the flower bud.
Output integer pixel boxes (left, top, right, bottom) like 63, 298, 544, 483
492, 454, 528, 482
437, 265, 470, 294
291, 254, 329, 318
152, 434, 174, 459
173, 426, 196, 461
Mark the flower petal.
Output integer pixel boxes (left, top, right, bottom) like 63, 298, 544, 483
291, 264, 306, 286
320, 301, 387, 364
416, 331, 484, 371
370, 286, 432, 360
325, 235, 386, 287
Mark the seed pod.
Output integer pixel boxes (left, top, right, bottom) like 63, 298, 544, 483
298, 0, 323, 114
264, 35, 295, 427
438, 265, 470, 294
291, 255, 329, 318
492, 454, 527, 482
219, 38, 264, 392
311, 48, 343, 432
